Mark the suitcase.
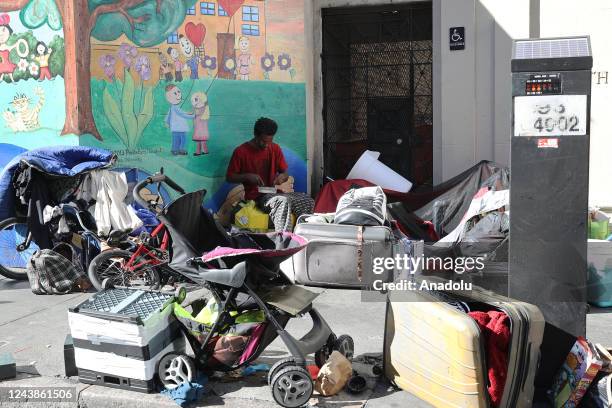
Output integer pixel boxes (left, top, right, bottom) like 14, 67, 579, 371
68, 288, 181, 393
384, 280, 545, 408
281, 220, 403, 289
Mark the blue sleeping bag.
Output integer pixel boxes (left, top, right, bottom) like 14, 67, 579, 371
0, 146, 116, 220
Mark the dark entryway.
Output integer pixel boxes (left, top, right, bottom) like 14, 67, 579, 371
322, 3, 433, 186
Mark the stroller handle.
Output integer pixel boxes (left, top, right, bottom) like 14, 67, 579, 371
133, 173, 186, 209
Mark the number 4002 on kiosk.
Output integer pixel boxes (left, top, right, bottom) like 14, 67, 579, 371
513, 95, 587, 137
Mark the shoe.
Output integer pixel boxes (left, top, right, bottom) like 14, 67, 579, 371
171, 151, 178, 155
180, 151, 188, 155
193, 152, 201, 156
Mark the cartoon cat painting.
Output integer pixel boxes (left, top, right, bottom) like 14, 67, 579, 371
2, 86, 45, 132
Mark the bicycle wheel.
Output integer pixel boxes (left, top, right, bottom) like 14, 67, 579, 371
88, 249, 161, 291
0, 217, 38, 281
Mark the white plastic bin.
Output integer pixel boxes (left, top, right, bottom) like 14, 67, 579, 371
587, 239, 612, 307
347, 150, 413, 193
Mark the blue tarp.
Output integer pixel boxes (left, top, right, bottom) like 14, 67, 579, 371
0, 146, 115, 220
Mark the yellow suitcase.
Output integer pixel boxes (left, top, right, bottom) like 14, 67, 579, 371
384, 282, 545, 408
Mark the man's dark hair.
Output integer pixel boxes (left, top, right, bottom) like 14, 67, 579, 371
254, 117, 278, 137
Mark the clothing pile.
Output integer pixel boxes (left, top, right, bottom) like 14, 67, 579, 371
0, 146, 148, 294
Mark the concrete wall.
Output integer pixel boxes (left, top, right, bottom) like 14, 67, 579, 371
306, 0, 531, 190
540, 0, 611, 206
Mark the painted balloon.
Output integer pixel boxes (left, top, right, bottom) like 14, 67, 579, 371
217, 0, 246, 18
185, 22, 206, 47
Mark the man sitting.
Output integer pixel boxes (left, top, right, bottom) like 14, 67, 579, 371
226, 117, 314, 232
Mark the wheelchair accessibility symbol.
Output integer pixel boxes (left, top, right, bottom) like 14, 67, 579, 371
451, 29, 462, 42
449, 27, 465, 50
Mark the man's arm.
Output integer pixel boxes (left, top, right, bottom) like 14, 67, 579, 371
273, 144, 290, 185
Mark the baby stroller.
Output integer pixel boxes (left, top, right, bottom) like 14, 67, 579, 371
130, 174, 354, 408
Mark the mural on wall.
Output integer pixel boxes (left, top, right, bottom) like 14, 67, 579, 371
0, 0, 67, 150
84, 0, 308, 211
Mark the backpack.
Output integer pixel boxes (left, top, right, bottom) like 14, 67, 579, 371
334, 186, 387, 226
26, 243, 85, 295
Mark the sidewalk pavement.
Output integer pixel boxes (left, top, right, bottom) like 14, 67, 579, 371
0, 276, 431, 408
1, 274, 612, 408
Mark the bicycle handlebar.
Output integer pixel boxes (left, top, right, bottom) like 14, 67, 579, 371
133, 173, 186, 210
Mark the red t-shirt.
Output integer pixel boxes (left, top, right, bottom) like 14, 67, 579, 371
226, 141, 288, 200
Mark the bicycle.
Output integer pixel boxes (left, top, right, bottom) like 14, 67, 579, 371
87, 171, 190, 291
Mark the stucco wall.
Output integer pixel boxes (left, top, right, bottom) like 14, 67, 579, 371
306, 0, 531, 190
540, 0, 611, 206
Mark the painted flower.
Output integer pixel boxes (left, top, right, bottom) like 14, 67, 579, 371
134, 54, 151, 81
28, 62, 39, 77
98, 54, 116, 80
278, 53, 292, 71
261, 53, 275, 72
118, 43, 138, 68
223, 56, 236, 72
202, 55, 217, 70
17, 58, 29, 72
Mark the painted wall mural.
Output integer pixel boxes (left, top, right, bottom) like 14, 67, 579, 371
0, 1, 68, 151
0, 0, 307, 215
84, 0, 307, 210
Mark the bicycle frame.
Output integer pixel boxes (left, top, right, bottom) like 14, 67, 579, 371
124, 223, 170, 271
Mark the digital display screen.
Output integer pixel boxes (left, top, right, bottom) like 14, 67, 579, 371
525, 73, 562, 95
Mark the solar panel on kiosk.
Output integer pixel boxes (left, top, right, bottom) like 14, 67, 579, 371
514, 37, 590, 59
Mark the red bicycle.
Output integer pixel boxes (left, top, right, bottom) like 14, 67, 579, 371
87, 171, 188, 291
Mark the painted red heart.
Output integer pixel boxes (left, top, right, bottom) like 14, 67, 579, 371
217, 0, 246, 18
185, 22, 206, 47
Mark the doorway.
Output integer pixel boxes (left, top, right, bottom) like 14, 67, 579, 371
321, 3, 433, 186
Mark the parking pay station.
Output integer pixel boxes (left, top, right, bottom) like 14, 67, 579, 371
509, 37, 592, 337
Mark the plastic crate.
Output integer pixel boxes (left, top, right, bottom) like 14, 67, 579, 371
68, 288, 180, 392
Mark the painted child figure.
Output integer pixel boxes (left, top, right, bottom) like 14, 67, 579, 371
34, 41, 53, 81
164, 84, 193, 155
179, 35, 199, 80
167, 47, 186, 82
237, 36, 255, 80
191, 92, 211, 156
158, 52, 173, 82
0, 13, 29, 83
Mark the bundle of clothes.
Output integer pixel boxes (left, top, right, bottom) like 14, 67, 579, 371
0, 146, 158, 294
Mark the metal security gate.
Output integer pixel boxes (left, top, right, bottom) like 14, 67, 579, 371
322, 3, 433, 186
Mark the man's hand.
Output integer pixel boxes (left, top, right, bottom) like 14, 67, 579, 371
274, 173, 290, 186
243, 173, 264, 186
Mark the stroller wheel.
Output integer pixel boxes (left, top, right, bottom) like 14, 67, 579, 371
333, 335, 354, 361
270, 365, 313, 408
101, 278, 114, 290
314, 333, 337, 368
157, 352, 195, 390
268, 357, 297, 385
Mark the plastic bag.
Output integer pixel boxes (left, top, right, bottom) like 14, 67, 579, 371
234, 201, 270, 232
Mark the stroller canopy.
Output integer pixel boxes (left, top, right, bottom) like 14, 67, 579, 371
162, 190, 308, 285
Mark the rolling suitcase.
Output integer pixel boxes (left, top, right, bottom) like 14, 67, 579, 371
384, 281, 545, 408
281, 219, 407, 289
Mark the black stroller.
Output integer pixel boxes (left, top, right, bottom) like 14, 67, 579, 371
131, 174, 354, 408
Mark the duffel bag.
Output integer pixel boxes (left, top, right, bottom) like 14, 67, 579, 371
26, 243, 85, 295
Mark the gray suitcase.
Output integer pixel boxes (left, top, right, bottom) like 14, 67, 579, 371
281, 221, 401, 289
